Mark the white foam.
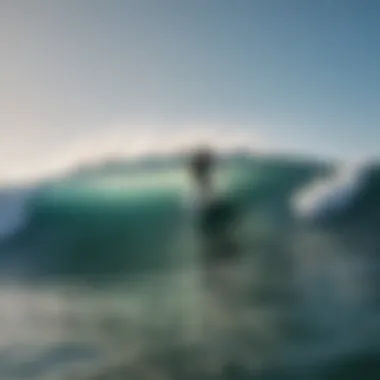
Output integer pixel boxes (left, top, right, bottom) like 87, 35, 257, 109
292, 163, 368, 221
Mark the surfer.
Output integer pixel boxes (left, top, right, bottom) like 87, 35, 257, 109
188, 147, 240, 264
189, 146, 215, 203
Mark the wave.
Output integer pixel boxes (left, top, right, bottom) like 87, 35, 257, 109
0, 152, 380, 378
0, 152, 379, 279
292, 164, 365, 220
292, 161, 380, 225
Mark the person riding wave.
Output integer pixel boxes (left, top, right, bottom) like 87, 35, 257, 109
188, 147, 240, 262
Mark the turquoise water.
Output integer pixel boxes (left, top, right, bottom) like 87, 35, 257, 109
0, 155, 380, 379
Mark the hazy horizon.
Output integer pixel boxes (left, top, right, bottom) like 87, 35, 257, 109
1, 0, 379, 182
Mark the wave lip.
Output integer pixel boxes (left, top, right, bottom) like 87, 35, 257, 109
291, 163, 368, 222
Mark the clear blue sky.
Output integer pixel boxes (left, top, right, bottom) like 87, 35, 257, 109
1, 0, 379, 178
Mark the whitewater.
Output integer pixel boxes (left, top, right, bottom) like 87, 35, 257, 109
0, 141, 380, 379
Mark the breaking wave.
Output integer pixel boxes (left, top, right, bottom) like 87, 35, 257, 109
0, 150, 379, 379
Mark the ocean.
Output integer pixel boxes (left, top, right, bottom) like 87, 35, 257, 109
0, 152, 379, 379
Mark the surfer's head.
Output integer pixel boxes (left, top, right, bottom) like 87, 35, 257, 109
188, 146, 215, 187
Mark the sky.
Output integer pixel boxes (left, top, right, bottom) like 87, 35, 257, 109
1, 0, 379, 180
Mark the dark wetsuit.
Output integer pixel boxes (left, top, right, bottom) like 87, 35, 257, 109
189, 149, 240, 263
189, 148, 214, 190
